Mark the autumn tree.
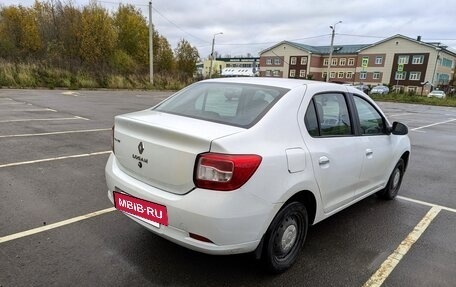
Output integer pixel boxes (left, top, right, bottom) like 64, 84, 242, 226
174, 38, 199, 80
0, 5, 42, 58
79, 3, 116, 66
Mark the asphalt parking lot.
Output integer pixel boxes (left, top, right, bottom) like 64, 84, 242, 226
0, 89, 455, 287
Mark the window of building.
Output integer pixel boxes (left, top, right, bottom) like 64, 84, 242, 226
360, 71, 367, 80
412, 55, 424, 64
361, 57, 369, 67
338, 71, 344, 78
395, 71, 407, 80
373, 72, 380, 79
407, 86, 417, 93
442, 58, 453, 68
330, 72, 336, 78
323, 58, 329, 66
398, 55, 409, 64
346, 72, 353, 78
409, 72, 421, 80
266, 58, 272, 65
290, 57, 297, 65
274, 58, 281, 65
322, 72, 328, 80
339, 58, 346, 66
375, 56, 383, 65
332, 58, 338, 66
348, 58, 355, 66
273, 70, 280, 77
265, 70, 271, 76
300, 57, 307, 65
299, 69, 306, 78
289, 69, 296, 77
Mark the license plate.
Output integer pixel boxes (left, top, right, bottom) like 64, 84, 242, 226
113, 191, 168, 227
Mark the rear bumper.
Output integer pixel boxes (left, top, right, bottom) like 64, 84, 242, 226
105, 153, 276, 255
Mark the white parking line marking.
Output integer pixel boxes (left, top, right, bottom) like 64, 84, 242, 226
411, 118, 456, 131
0, 128, 111, 139
398, 195, 456, 213
0, 207, 116, 244
388, 113, 410, 117
0, 151, 111, 168
0, 117, 87, 123
0, 108, 57, 112
363, 206, 441, 287
0, 102, 25, 105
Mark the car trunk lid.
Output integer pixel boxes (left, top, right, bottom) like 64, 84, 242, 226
113, 110, 244, 194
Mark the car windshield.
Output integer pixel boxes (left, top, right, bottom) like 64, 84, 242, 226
154, 82, 289, 128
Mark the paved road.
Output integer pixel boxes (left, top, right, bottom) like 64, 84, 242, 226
0, 89, 455, 286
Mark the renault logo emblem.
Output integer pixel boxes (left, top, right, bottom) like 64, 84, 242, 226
138, 142, 144, 154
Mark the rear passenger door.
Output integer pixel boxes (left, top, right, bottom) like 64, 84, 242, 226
302, 92, 364, 214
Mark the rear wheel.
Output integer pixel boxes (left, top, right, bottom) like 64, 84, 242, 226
377, 159, 405, 200
262, 201, 308, 273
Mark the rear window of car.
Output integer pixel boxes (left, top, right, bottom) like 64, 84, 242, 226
153, 82, 289, 128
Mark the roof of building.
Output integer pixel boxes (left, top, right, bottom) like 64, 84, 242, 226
358, 34, 456, 57
260, 41, 369, 55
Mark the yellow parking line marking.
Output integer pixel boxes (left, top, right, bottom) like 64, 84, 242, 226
0, 207, 116, 244
0, 117, 87, 123
0, 151, 111, 168
0, 128, 111, 138
398, 195, 456, 213
363, 206, 441, 287
411, 118, 456, 131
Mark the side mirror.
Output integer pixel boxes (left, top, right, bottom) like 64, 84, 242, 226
390, 121, 408, 135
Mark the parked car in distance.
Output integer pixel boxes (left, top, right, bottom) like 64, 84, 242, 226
370, 85, 390, 95
427, 90, 446, 98
106, 78, 411, 273
354, 84, 370, 93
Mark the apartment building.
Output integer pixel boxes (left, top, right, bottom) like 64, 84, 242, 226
259, 34, 456, 94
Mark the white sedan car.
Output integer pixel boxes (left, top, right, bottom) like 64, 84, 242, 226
105, 78, 410, 273
427, 90, 446, 99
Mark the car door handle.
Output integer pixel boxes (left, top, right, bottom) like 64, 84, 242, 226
366, 149, 373, 156
319, 156, 330, 165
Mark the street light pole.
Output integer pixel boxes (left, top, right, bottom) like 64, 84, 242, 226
209, 32, 223, 78
326, 21, 342, 82
148, 1, 153, 85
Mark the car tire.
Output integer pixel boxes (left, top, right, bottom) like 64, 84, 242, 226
377, 159, 405, 200
261, 201, 308, 273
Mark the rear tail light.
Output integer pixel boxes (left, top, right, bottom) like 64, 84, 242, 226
111, 125, 115, 154
194, 153, 262, 191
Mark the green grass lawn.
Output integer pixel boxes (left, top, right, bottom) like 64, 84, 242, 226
370, 93, 456, 107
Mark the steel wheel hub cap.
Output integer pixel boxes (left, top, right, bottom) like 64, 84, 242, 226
280, 224, 297, 253
393, 169, 401, 189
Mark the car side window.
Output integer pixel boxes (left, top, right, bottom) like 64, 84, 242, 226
353, 95, 386, 135
305, 93, 352, 137
304, 100, 319, 136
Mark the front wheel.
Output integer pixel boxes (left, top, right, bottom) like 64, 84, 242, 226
262, 202, 308, 273
377, 159, 405, 200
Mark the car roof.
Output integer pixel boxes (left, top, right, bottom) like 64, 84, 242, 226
201, 77, 344, 90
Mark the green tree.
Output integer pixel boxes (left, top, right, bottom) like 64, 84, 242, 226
174, 38, 199, 80
154, 34, 174, 73
114, 4, 148, 65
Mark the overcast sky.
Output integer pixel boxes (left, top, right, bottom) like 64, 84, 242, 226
2, 0, 456, 58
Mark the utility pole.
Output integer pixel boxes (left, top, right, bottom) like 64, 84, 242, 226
149, 1, 153, 85
326, 21, 342, 82
209, 32, 223, 78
